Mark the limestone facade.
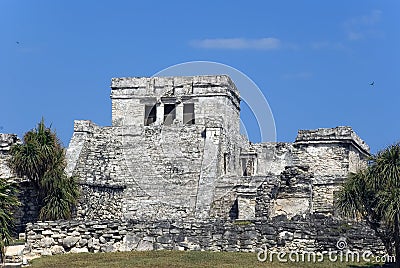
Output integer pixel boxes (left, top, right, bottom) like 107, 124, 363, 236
64, 75, 370, 221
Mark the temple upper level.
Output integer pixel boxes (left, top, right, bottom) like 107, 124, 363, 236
110, 75, 241, 133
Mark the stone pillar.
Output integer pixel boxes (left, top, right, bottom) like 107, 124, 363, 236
156, 102, 164, 125
237, 187, 257, 220
195, 127, 222, 219
175, 102, 183, 125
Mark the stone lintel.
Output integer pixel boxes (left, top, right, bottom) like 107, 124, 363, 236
110, 75, 241, 111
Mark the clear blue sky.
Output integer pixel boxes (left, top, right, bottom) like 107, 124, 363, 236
1, 1, 399, 153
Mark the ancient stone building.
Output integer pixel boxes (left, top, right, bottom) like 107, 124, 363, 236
1, 75, 378, 257
64, 75, 370, 222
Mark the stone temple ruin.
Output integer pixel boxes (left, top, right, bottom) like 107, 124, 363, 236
65, 75, 370, 222
1, 75, 381, 257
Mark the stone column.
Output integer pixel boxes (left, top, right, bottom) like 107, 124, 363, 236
156, 102, 164, 125
175, 102, 183, 125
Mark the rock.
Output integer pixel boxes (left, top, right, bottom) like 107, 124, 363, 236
136, 240, 153, 251
50, 245, 65, 255
78, 238, 88, 247
71, 231, 80, 237
42, 230, 53, 236
63, 236, 80, 248
100, 243, 114, 253
278, 231, 294, 240
156, 235, 172, 244
70, 247, 89, 253
87, 238, 94, 249
40, 237, 55, 248
112, 242, 121, 251
93, 225, 107, 229
41, 248, 52, 256
120, 234, 140, 251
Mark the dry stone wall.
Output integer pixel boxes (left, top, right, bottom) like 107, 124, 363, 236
25, 216, 385, 257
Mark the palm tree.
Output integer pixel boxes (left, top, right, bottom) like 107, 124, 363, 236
0, 177, 20, 264
8, 118, 79, 221
336, 143, 400, 267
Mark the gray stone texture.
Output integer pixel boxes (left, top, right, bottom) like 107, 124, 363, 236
0, 75, 376, 258
65, 75, 370, 222
24, 217, 384, 256
0, 134, 39, 233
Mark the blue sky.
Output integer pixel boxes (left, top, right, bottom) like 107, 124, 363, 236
0, 1, 399, 153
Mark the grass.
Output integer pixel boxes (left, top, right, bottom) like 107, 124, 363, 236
30, 250, 388, 268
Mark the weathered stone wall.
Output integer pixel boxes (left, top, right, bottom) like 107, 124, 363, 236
66, 76, 371, 223
71, 122, 210, 220
110, 76, 240, 131
67, 76, 247, 221
285, 126, 370, 216
25, 216, 385, 257
1, 75, 380, 261
75, 184, 124, 221
271, 166, 313, 219
0, 133, 20, 178
0, 133, 40, 233
250, 142, 294, 176
293, 126, 369, 176
14, 180, 40, 233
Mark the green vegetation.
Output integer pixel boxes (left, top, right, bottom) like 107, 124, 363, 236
8, 118, 79, 220
0, 177, 20, 263
336, 143, 400, 268
233, 220, 253, 225
29, 251, 384, 268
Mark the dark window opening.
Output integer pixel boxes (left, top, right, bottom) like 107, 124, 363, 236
241, 158, 248, 176
224, 153, 228, 174
144, 105, 157, 126
229, 199, 238, 220
183, 103, 195, 125
164, 104, 176, 125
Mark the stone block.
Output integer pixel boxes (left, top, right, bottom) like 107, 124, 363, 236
50, 245, 65, 255
136, 240, 153, 251
70, 247, 89, 254
63, 236, 80, 248
39, 237, 55, 248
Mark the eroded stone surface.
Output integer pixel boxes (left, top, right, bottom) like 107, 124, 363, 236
0, 75, 375, 259
24, 217, 385, 257
65, 76, 370, 222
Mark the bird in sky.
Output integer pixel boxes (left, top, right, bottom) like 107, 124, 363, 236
16, 41, 20, 44
370, 81, 374, 86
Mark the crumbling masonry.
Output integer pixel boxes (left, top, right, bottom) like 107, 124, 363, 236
65, 75, 370, 221
0, 75, 378, 256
